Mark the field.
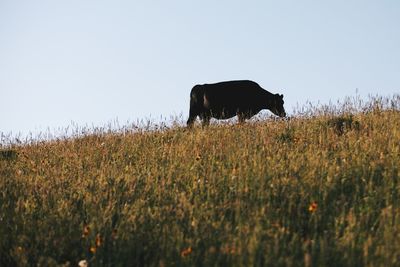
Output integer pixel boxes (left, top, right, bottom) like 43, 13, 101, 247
1, 96, 400, 266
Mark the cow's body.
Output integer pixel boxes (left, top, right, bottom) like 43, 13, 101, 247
187, 80, 286, 126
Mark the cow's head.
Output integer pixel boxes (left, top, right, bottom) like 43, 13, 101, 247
270, 94, 286, 117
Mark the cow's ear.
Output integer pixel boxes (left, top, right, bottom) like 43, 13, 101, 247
280, 94, 284, 99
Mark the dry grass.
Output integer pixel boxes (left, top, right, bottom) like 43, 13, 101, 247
1, 96, 399, 266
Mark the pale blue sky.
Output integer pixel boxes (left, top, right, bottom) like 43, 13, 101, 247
1, 1, 399, 137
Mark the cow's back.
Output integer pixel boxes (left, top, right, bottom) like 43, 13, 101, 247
203, 80, 264, 108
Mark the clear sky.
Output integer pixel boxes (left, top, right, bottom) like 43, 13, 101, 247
1, 0, 399, 137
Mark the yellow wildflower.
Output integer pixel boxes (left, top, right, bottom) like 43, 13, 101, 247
181, 247, 192, 257
95, 234, 102, 247
308, 202, 318, 213
82, 225, 90, 238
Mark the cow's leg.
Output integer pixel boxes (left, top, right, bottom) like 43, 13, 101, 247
187, 95, 203, 127
238, 110, 250, 124
238, 110, 254, 124
200, 113, 211, 127
187, 117, 196, 128
202, 117, 210, 127
187, 107, 198, 127
238, 113, 246, 124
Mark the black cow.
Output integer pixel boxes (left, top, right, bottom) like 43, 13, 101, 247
187, 80, 286, 127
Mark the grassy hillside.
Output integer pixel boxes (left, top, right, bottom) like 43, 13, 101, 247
1, 96, 400, 266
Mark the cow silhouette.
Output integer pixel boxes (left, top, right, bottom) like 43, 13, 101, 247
187, 80, 286, 127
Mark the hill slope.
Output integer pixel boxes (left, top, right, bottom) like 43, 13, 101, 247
1, 98, 400, 266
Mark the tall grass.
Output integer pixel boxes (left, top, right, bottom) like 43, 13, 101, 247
1, 96, 399, 266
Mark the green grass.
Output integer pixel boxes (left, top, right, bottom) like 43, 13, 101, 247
1, 96, 400, 266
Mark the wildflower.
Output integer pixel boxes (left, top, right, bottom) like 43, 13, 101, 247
229, 247, 236, 255
95, 234, 102, 247
308, 202, 318, 213
82, 225, 90, 238
221, 245, 236, 255
89, 246, 96, 254
231, 165, 238, 180
78, 260, 88, 267
181, 246, 192, 257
